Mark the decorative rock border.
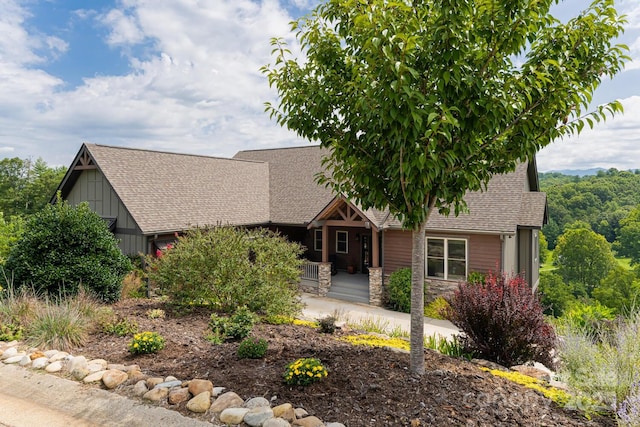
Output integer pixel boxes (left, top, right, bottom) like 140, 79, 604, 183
0, 340, 345, 427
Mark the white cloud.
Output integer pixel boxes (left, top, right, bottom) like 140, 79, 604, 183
0, 147, 14, 153
537, 96, 640, 171
100, 8, 145, 46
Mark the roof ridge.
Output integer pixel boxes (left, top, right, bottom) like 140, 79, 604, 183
86, 143, 265, 164
235, 145, 321, 154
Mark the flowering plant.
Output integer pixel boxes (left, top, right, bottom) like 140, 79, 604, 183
128, 331, 165, 354
283, 357, 328, 386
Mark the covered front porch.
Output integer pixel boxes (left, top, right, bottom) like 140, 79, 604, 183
300, 197, 384, 306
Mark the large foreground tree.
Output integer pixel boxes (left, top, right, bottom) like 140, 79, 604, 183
263, 0, 627, 375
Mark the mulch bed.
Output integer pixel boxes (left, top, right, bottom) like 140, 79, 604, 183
73, 299, 615, 426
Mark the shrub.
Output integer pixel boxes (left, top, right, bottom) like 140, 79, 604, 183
559, 300, 615, 334
102, 317, 139, 337
283, 357, 328, 386
616, 381, 640, 427
146, 226, 303, 316
557, 310, 640, 407
129, 331, 165, 354
445, 272, 557, 368
424, 296, 450, 320
237, 336, 269, 359
4, 199, 132, 302
317, 315, 337, 334
386, 268, 427, 313
467, 271, 486, 285
0, 322, 23, 341
209, 306, 256, 341
146, 309, 165, 319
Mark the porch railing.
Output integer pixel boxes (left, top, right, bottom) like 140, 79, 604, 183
301, 261, 320, 281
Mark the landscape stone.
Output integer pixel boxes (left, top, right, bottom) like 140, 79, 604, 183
31, 357, 48, 369
188, 379, 213, 396
30, 351, 46, 360
133, 380, 149, 397
212, 386, 226, 397
83, 370, 107, 383
211, 391, 244, 413
18, 355, 31, 367
3, 355, 25, 364
0, 347, 18, 360
293, 416, 324, 427
48, 351, 69, 363
244, 406, 274, 427
68, 355, 87, 372
107, 363, 126, 371
273, 403, 295, 422
263, 418, 292, 427
164, 375, 179, 382
45, 361, 63, 372
219, 408, 250, 424
87, 358, 108, 369
146, 377, 165, 388
43, 350, 58, 358
168, 387, 191, 404
155, 380, 182, 389
123, 364, 140, 372
71, 367, 90, 381
127, 369, 147, 383
186, 391, 211, 413
294, 408, 309, 419
143, 387, 169, 402
87, 363, 106, 373
326, 423, 346, 427
102, 369, 129, 389
244, 396, 271, 409
510, 365, 552, 382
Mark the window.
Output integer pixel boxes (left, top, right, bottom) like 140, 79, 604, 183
426, 237, 467, 281
336, 231, 348, 253
314, 229, 323, 251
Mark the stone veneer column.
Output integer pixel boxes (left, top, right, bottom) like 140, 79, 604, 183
318, 262, 332, 296
368, 267, 383, 306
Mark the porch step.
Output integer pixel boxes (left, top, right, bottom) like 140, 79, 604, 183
326, 281, 370, 304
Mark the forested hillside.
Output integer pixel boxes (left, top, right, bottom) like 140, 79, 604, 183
540, 168, 640, 249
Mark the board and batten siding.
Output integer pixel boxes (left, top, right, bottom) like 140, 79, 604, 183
66, 169, 146, 255
382, 229, 501, 275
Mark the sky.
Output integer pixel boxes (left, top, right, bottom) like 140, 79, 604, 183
0, 0, 639, 172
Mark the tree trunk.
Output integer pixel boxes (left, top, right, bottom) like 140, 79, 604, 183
410, 221, 426, 376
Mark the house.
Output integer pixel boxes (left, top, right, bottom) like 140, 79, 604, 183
55, 143, 547, 305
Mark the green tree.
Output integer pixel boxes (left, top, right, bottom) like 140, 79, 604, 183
553, 223, 616, 295
539, 231, 550, 265
263, 0, 626, 375
537, 271, 575, 317
0, 213, 24, 265
4, 198, 132, 302
0, 157, 66, 217
614, 205, 640, 266
593, 265, 640, 314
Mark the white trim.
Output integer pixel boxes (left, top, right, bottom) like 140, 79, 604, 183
426, 237, 468, 281
336, 230, 348, 254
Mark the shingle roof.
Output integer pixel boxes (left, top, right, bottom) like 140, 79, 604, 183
84, 144, 270, 234
64, 144, 545, 235
233, 146, 336, 225
382, 162, 547, 233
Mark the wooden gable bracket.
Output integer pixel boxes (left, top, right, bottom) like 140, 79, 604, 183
73, 148, 97, 171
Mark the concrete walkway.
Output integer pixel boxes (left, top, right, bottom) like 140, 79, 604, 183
300, 293, 459, 340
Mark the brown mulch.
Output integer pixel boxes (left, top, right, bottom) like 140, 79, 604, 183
73, 299, 614, 427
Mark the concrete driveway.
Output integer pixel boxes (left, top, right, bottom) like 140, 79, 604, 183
300, 293, 459, 339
